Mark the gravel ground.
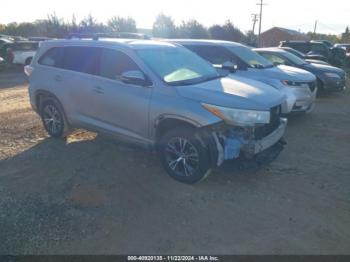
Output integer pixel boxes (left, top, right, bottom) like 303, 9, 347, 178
0, 71, 350, 254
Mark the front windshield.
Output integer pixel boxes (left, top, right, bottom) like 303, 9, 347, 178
227, 45, 273, 69
283, 48, 305, 58
137, 47, 220, 85
282, 51, 308, 65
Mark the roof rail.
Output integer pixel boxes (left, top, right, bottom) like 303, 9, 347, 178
65, 32, 150, 40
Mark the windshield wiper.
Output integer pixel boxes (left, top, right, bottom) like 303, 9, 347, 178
252, 64, 265, 69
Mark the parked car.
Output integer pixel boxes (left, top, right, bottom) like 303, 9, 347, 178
0, 37, 13, 49
255, 48, 347, 92
334, 43, 350, 53
317, 40, 333, 49
28, 37, 52, 42
67, 32, 150, 40
168, 39, 317, 114
279, 46, 330, 66
0, 41, 39, 65
279, 40, 346, 67
25, 38, 287, 183
334, 44, 350, 66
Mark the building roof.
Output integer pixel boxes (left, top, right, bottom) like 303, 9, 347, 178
263, 27, 304, 36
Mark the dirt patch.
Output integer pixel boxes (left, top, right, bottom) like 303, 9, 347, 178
68, 185, 108, 207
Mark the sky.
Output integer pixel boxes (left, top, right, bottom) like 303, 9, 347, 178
1, 0, 349, 34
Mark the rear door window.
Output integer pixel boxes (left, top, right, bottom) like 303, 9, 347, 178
99, 48, 140, 81
61, 46, 100, 75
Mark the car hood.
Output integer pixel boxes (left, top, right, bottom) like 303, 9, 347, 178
175, 77, 284, 111
245, 65, 316, 82
305, 59, 330, 66
277, 65, 316, 81
302, 63, 345, 76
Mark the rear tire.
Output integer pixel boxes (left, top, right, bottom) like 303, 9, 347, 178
40, 99, 70, 138
158, 128, 212, 184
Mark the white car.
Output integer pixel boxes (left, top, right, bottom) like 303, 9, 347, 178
6, 41, 39, 65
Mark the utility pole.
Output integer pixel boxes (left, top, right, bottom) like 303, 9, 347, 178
257, 0, 267, 47
252, 14, 259, 34
313, 20, 318, 35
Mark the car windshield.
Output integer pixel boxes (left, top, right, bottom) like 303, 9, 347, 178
226, 45, 273, 69
283, 48, 305, 59
137, 47, 220, 86
281, 51, 308, 65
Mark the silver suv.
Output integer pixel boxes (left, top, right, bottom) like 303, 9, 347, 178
25, 38, 287, 183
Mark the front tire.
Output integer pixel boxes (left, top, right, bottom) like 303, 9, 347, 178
159, 128, 212, 184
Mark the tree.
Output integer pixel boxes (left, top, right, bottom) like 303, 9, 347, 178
107, 16, 137, 32
245, 30, 258, 47
221, 20, 246, 42
78, 14, 107, 34
177, 20, 209, 39
44, 13, 69, 38
306, 32, 339, 44
209, 24, 227, 40
341, 26, 350, 43
209, 20, 247, 43
152, 14, 177, 38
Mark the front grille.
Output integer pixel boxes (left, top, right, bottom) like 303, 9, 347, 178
308, 81, 317, 92
254, 105, 281, 140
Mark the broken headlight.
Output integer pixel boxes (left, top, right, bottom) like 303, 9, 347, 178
202, 103, 270, 127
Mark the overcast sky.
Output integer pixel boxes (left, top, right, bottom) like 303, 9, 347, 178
1, 0, 349, 34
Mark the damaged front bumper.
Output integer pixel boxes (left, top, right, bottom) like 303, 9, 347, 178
210, 118, 288, 168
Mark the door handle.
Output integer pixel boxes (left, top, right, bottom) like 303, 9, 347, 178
54, 75, 62, 82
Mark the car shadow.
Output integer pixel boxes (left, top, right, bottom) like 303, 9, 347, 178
0, 132, 280, 253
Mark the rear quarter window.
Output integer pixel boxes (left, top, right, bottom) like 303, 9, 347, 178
38, 47, 64, 67
38, 46, 100, 75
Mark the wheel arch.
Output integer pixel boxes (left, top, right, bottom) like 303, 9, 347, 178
154, 116, 200, 143
34, 90, 70, 124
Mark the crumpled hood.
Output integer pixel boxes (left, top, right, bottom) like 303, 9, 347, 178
302, 63, 345, 76
175, 77, 284, 111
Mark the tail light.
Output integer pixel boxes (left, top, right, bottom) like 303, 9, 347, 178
24, 65, 34, 77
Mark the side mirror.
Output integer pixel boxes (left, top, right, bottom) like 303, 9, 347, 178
121, 70, 147, 86
221, 61, 238, 73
